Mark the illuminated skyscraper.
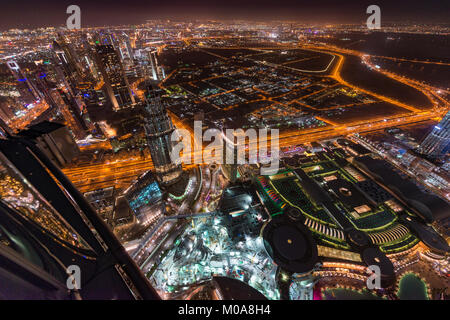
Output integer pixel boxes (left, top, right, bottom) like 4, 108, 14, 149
124, 36, 134, 60
147, 50, 165, 81
52, 37, 85, 93
144, 85, 182, 186
147, 50, 159, 80
33, 67, 89, 140
418, 111, 450, 158
124, 171, 164, 225
6, 60, 41, 106
223, 137, 239, 183
95, 45, 135, 111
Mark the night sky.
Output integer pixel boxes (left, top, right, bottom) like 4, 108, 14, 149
1, 0, 449, 30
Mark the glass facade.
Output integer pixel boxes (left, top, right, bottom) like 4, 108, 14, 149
0, 152, 91, 251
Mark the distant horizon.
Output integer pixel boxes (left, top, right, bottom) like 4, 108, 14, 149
2, 19, 450, 33
1, 0, 449, 30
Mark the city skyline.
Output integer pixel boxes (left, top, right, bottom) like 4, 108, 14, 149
0, 3, 448, 304
1, 1, 450, 30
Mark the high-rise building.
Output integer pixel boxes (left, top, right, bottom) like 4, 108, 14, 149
6, 60, 41, 106
124, 171, 164, 225
147, 49, 165, 81
0, 134, 159, 299
223, 138, 239, 182
418, 111, 450, 158
54, 89, 90, 139
147, 49, 158, 81
144, 85, 182, 186
33, 68, 87, 140
124, 36, 134, 61
95, 45, 135, 111
52, 37, 85, 93
18, 121, 80, 168
96, 33, 118, 48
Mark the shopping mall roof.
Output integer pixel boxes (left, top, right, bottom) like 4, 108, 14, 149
262, 215, 318, 274
353, 156, 450, 223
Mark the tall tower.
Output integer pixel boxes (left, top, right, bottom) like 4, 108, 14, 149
95, 45, 135, 111
33, 67, 89, 140
124, 36, 134, 60
223, 137, 239, 182
143, 85, 182, 186
148, 50, 158, 81
418, 111, 450, 158
49, 88, 88, 140
146, 49, 165, 81
52, 36, 85, 93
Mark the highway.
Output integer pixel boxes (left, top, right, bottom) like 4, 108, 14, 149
63, 157, 155, 193
62, 41, 444, 193
63, 110, 436, 193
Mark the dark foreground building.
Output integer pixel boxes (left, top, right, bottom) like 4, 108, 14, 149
0, 132, 159, 299
18, 121, 80, 168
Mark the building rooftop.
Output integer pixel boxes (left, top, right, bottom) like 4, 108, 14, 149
353, 155, 450, 223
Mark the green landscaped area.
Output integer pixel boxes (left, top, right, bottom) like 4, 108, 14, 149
256, 162, 418, 254
397, 273, 430, 300
350, 208, 396, 230
268, 172, 338, 227
380, 235, 419, 253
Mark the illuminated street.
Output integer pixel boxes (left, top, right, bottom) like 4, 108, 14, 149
0, 1, 448, 305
